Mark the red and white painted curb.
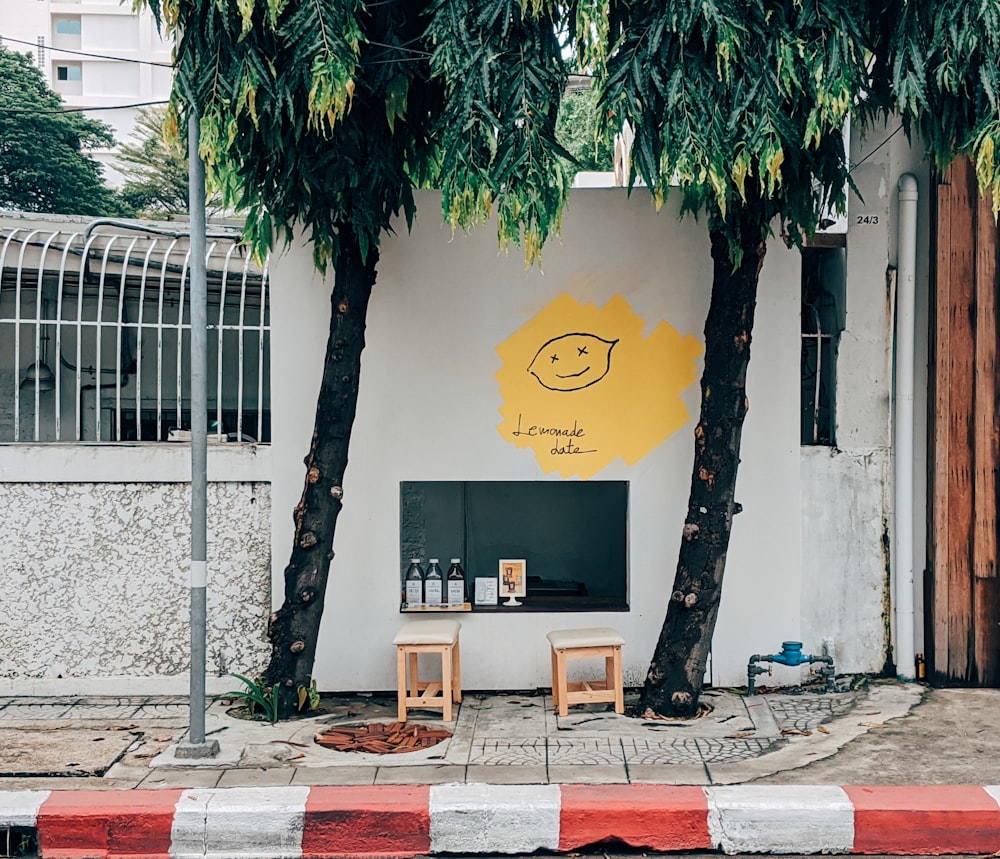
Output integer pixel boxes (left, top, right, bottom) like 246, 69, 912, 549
5, 784, 1000, 857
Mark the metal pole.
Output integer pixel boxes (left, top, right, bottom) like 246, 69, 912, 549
176, 111, 219, 758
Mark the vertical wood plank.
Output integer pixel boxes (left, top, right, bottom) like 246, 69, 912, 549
973, 189, 998, 581
945, 161, 976, 681
929, 177, 952, 677
971, 183, 1000, 685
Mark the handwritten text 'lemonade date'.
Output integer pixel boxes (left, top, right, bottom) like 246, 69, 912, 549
511, 413, 596, 456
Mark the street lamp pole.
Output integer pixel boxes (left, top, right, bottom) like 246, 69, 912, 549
176, 109, 219, 758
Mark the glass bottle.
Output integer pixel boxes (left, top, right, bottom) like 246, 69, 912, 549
404, 559, 424, 607
446, 558, 466, 606
424, 559, 444, 606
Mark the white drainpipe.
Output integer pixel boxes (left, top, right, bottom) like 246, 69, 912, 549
894, 173, 918, 681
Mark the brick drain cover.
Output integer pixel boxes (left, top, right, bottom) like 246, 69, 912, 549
315, 722, 452, 754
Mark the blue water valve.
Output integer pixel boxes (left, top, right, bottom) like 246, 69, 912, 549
747, 640, 835, 694
773, 641, 804, 666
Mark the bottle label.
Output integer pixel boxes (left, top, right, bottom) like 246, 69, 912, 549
448, 580, 465, 605
424, 580, 443, 606
405, 581, 423, 605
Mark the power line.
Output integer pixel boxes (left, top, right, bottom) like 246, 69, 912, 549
0, 100, 169, 115
0, 34, 174, 68
849, 124, 904, 173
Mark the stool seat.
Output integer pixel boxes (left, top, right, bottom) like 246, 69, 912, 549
547, 627, 625, 650
393, 620, 462, 646
547, 626, 625, 717
394, 620, 462, 723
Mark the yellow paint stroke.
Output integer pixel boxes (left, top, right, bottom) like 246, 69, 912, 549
496, 293, 703, 479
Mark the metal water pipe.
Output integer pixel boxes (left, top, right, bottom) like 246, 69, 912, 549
893, 174, 919, 682
747, 641, 836, 695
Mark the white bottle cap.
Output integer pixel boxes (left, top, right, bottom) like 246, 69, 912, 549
409, 558, 421, 563
450, 558, 461, 563
429, 558, 439, 563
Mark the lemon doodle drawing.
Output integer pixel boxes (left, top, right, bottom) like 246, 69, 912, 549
496, 293, 703, 479
527, 333, 618, 391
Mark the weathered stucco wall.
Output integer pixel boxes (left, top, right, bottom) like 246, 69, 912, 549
0, 481, 271, 679
799, 125, 931, 676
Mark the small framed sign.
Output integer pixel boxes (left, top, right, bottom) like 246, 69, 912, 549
499, 558, 526, 606
474, 577, 498, 606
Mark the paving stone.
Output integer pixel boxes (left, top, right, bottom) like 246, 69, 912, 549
622, 737, 705, 766
469, 738, 547, 766
0, 727, 140, 777
239, 743, 305, 768
626, 763, 711, 785
0, 704, 74, 721
217, 767, 296, 787
764, 691, 859, 732
0, 776, 141, 790
373, 764, 467, 784
546, 738, 625, 766
464, 764, 548, 784
695, 737, 777, 762
548, 764, 629, 784
290, 766, 378, 786
130, 703, 192, 721
469, 697, 549, 738
140, 768, 224, 788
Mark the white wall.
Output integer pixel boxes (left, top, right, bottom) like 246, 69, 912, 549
270, 189, 803, 692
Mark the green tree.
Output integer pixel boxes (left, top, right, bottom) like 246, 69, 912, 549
139, 0, 568, 717
0, 46, 119, 215
114, 104, 227, 216
563, 0, 1000, 717
556, 86, 616, 174
115, 105, 190, 215
141, 0, 1000, 719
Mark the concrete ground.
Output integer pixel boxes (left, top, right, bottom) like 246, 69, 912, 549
751, 687, 1000, 785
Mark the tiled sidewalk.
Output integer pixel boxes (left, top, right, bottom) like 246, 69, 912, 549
0, 680, 923, 789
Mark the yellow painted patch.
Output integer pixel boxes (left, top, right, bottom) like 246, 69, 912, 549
496, 293, 703, 478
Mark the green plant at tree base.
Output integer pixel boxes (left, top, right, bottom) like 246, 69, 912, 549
223, 673, 278, 723
297, 679, 321, 713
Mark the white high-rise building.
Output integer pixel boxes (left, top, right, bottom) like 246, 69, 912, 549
0, 0, 174, 186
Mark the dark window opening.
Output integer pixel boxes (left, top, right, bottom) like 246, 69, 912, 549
801, 247, 845, 446
400, 480, 629, 611
112, 408, 270, 443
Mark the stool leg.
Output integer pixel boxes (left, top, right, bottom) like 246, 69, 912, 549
556, 649, 568, 717
442, 644, 453, 722
452, 639, 462, 703
396, 647, 408, 723
613, 646, 624, 714
409, 652, 420, 698
550, 646, 559, 710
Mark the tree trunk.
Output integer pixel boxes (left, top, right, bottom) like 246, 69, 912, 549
637, 218, 768, 719
262, 225, 377, 718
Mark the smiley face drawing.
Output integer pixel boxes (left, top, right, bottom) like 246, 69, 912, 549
527, 332, 619, 391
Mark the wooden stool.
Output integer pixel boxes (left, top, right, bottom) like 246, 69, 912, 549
547, 627, 625, 717
392, 620, 462, 722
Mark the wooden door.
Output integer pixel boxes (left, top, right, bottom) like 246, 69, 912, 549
927, 159, 1000, 684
